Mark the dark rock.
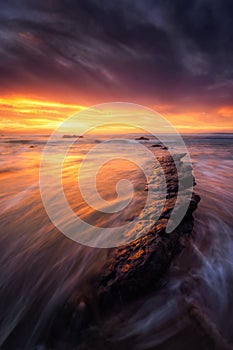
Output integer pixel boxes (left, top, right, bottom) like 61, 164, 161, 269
93, 155, 199, 310
135, 136, 149, 140
63, 134, 83, 138
150, 144, 168, 150
151, 144, 162, 147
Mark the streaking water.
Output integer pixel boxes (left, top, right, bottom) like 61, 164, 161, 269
106, 135, 233, 350
0, 134, 232, 349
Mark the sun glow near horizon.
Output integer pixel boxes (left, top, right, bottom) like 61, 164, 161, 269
0, 96, 232, 135
0, 97, 87, 133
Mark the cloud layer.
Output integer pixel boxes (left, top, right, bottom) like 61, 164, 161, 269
0, 0, 233, 115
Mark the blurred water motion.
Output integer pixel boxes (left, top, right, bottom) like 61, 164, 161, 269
0, 133, 232, 349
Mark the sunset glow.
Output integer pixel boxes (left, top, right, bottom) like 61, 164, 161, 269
0, 0, 233, 135
0, 97, 87, 133
0, 97, 232, 134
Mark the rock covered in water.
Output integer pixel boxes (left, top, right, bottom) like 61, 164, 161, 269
94, 153, 200, 308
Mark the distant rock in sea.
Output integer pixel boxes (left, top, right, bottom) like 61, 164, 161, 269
63, 135, 83, 138
151, 144, 162, 147
135, 136, 149, 140
151, 144, 168, 150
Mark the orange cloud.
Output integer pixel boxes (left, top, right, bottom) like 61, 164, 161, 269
216, 106, 233, 117
0, 96, 232, 134
0, 97, 86, 133
151, 104, 233, 133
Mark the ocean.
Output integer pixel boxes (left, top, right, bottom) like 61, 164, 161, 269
0, 133, 232, 349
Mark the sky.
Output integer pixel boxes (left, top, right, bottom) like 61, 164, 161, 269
0, 0, 233, 133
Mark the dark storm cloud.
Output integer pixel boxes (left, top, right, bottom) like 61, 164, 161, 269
0, 0, 233, 105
